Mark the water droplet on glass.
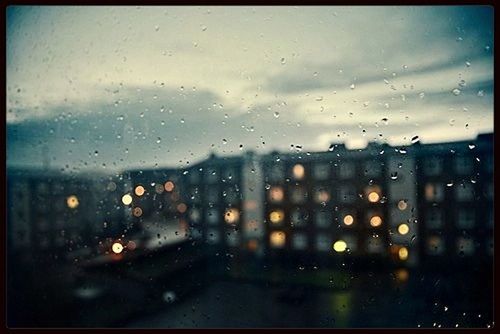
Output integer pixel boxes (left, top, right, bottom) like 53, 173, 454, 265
411, 135, 420, 144
452, 88, 461, 96
280, 57, 286, 65
201, 25, 207, 31
350, 84, 355, 90
274, 111, 280, 118
419, 92, 425, 99
155, 25, 160, 31
477, 90, 485, 97
180, 118, 185, 124
468, 143, 476, 149
390, 172, 398, 180
465, 61, 471, 67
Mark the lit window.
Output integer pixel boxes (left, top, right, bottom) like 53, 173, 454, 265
132, 207, 143, 217
134, 185, 145, 196
314, 187, 330, 204
268, 186, 284, 203
224, 208, 240, 224
270, 231, 286, 248
398, 223, 410, 235
164, 181, 175, 192
457, 209, 475, 229
343, 214, 354, 226
121, 193, 133, 205
369, 215, 382, 227
247, 239, 259, 252
397, 200, 408, 211
398, 247, 409, 261
112, 242, 123, 254
456, 237, 474, 255
292, 164, 305, 180
269, 210, 284, 224
425, 183, 444, 202
427, 236, 445, 255
365, 185, 381, 203
292, 233, 308, 250
333, 240, 347, 253
314, 211, 332, 228
66, 195, 79, 209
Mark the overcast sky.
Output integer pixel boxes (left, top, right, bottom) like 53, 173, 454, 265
6, 6, 494, 173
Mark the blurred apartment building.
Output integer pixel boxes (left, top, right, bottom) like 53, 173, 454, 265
6, 133, 493, 269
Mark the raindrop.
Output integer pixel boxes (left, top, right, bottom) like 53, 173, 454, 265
458, 80, 466, 88
465, 61, 471, 67
280, 57, 286, 65
201, 25, 207, 31
411, 135, 420, 144
156, 137, 161, 144
452, 88, 461, 96
222, 139, 227, 145
155, 25, 160, 31
350, 84, 355, 90
274, 111, 280, 118
468, 143, 476, 149
419, 92, 425, 99
477, 90, 485, 97
180, 118, 185, 124
390, 172, 398, 180
447, 181, 454, 187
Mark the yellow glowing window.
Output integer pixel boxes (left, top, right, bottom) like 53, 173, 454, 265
135, 185, 145, 196
398, 247, 409, 261
370, 216, 382, 227
270, 231, 286, 248
269, 187, 284, 202
121, 193, 133, 205
224, 208, 240, 224
398, 223, 410, 235
292, 164, 305, 180
397, 200, 408, 210
315, 189, 330, 203
269, 210, 284, 224
164, 181, 175, 192
343, 214, 354, 226
368, 192, 380, 203
333, 240, 347, 253
66, 195, 79, 209
112, 242, 123, 254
